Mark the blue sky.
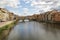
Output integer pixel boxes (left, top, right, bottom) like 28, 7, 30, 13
0, 0, 60, 16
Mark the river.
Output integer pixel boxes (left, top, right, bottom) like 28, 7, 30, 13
7, 21, 60, 40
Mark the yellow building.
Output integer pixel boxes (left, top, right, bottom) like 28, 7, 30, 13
0, 8, 10, 22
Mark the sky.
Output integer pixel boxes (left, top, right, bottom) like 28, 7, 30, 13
0, 0, 60, 16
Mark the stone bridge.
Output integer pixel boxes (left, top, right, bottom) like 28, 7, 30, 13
19, 16, 30, 22
19, 16, 37, 22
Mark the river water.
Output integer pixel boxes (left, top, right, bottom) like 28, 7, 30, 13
7, 21, 60, 40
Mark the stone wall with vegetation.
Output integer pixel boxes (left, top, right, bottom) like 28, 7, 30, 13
0, 20, 18, 40
0, 8, 20, 22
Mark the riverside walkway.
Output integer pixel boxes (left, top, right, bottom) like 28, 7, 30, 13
0, 21, 15, 28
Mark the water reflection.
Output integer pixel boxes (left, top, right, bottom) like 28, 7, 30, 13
8, 21, 60, 40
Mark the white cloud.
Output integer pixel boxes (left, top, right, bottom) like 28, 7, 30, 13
30, 0, 60, 13
23, 8, 29, 13
0, 0, 60, 15
22, 8, 29, 16
0, 0, 20, 8
23, 0, 32, 3
22, 8, 33, 16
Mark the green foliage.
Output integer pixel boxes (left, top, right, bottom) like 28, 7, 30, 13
0, 20, 17, 35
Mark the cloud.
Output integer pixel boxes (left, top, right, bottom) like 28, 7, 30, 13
22, 0, 60, 15
0, 0, 21, 8
22, 8, 30, 16
22, 8, 33, 16
23, 8, 29, 13
0, 0, 60, 16
30, 0, 60, 12
23, 0, 32, 3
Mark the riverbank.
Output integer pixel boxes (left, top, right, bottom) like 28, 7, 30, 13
0, 20, 18, 40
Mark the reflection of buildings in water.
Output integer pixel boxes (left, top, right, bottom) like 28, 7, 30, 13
45, 23, 60, 30
44, 23, 60, 37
